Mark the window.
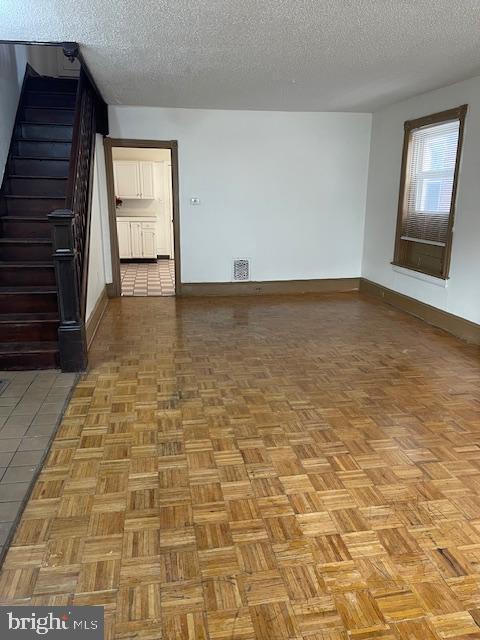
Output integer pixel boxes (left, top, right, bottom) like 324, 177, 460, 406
393, 105, 467, 279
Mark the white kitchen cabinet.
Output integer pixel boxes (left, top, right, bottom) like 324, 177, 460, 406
142, 223, 156, 258
117, 218, 157, 259
117, 220, 132, 258
130, 222, 143, 258
114, 161, 140, 199
113, 161, 154, 199
139, 162, 154, 198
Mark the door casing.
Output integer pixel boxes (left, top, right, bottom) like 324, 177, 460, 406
103, 137, 181, 297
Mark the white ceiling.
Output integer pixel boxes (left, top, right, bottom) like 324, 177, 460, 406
2, 1, 480, 112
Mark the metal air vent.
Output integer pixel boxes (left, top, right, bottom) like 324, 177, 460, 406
233, 259, 250, 281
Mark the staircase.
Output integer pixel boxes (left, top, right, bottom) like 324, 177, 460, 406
0, 73, 78, 369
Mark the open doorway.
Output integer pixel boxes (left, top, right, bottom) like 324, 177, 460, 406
104, 139, 180, 297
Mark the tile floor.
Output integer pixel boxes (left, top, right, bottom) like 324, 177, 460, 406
120, 259, 175, 296
0, 370, 76, 562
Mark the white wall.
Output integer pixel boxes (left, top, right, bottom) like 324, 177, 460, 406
363, 74, 480, 325
0, 44, 24, 181
14, 44, 29, 87
109, 107, 372, 283
86, 134, 112, 321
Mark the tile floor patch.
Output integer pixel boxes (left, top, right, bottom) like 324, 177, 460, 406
120, 259, 175, 297
0, 369, 76, 564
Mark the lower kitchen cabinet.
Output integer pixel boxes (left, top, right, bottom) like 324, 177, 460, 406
117, 219, 157, 259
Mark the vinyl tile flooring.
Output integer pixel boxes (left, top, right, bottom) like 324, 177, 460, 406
120, 260, 175, 297
0, 370, 76, 562
1, 293, 480, 639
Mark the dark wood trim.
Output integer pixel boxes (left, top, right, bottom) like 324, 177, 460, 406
103, 138, 182, 297
443, 106, 467, 278
106, 139, 178, 150
403, 105, 468, 131
106, 282, 116, 298
181, 278, 360, 297
393, 104, 468, 280
47, 209, 88, 372
103, 139, 121, 297
64, 68, 97, 322
85, 286, 109, 349
73, 49, 108, 135
47, 67, 98, 371
390, 261, 447, 281
360, 278, 480, 345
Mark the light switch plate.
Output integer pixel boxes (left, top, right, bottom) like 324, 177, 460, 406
190, 197, 201, 205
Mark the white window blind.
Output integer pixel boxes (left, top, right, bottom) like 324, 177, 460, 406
402, 119, 460, 246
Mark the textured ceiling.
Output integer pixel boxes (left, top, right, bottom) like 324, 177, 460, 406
1, 1, 480, 112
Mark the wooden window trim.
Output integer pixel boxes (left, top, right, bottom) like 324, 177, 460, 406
392, 104, 467, 280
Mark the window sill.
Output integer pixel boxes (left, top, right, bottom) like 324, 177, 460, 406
391, 263, 448, 288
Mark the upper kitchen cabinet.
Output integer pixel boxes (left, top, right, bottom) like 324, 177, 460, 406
114, 160, 155, 199
139, 162, 155, 198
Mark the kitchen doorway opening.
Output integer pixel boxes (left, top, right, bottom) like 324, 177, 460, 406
104, 139, 180, 297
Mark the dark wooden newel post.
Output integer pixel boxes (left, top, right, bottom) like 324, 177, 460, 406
48, 209, 87, 372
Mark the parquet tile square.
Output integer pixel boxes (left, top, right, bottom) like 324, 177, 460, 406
239, 569, 290, 606
1, 293, 480, 639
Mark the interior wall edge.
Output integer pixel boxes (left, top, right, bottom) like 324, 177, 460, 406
85, 286, 109, 349
360, 277, 480, 345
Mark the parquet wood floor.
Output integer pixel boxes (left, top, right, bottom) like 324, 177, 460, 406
1, 292, 480, 639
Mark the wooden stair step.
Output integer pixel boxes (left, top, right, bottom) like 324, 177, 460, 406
1, 195, 65, 215
0, 217, 52, 239
9, 156, 70, 177
5, 176, 68, 197
16, 122, 73, 142
22, 106, 75, 125
14, 139, 71, 158
0, 261, 55, 285
0, 285, 58, 313
26, 76, 77, 93
0, 313, 59, 342
0, 341, 59, 370
0, 286, 57, 313
0, 312, 58, 322
24, 91, 76, 109
0, 238, 53, 261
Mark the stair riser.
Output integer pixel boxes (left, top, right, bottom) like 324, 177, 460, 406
24, 92, 76, 109
6, 178, 67, 197
22, 107, 75, 125
0, 220, 52, 239
0, 292, 57, 313
16, 123, 73, 142
3, 198, 64, 216
14, 140, 72, 158
27, 77, 77, 93
10, 158, 70, 177
0, 322, 59, 342
0, 351, 59, 370
0, 244, 52, 261
0, 267, 55, 286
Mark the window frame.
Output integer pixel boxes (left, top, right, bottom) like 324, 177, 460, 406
392, 104, 467, 280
